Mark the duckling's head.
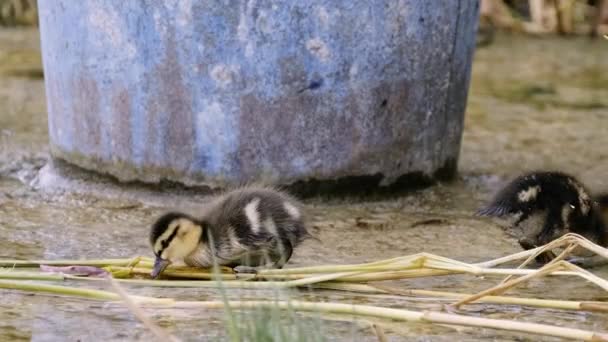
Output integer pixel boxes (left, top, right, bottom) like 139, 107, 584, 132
149, 212, 203, 278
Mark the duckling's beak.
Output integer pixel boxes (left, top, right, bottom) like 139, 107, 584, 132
151, 257, 170, 279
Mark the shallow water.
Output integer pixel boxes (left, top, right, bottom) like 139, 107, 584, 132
1, 28, 608, 341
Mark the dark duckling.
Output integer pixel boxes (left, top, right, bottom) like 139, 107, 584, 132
477, 171, 608, 265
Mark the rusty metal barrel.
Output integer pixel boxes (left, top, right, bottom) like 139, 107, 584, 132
38, 1, 479, 189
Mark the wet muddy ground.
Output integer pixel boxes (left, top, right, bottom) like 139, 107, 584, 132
1, 28, 608, 341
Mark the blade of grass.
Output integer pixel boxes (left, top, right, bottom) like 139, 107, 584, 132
108, 277, 181, 342
371, 323, 387, 342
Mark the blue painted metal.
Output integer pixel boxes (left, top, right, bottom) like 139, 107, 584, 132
38, 0, 479, 187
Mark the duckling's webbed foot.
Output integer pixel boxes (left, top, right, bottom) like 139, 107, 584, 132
518, 238, 556, 265
513, 210, 531, 227
537, 205, 564, 245
565, 256, 608, 269
270, 239, 294, 269
565, 256, 586, 267
534, 251, 556, 265
233, 265, 259, 274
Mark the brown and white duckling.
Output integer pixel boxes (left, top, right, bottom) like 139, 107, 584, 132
476, 171, 608, 265
149, 186, 311, 278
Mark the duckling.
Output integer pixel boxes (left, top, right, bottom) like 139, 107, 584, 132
476, 171, 608, 265
149, 186, 311, 278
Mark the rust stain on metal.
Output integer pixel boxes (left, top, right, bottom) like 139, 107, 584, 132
111, 87, 132, 161
145, 25, 195, 172
71, 74, 101, 154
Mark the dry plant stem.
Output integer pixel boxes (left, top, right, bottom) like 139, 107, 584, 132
451, 258, 608, 308
452, 261, 563, 307
70, 274, 608, 312
258, 253, 475, 276
281, 271, 364, 287
558, 262, 608, 291
0, 271, 65, 281
405, 289, 579, 310
571, 234, 608, 259
169, 300, 608, 341
105, 266, 237, 280
6, 271, 603, 313
78, 267, 580, 284
369, 285, 608, 312
475, 245, 546, 268
257, 255, 425, 275
501, 242, 578, 284
77, 272, 364, 289
476, 234, 608, 269
329, 266, 580, 283
108, 277, 181, 342
476, 235, 571, 268
0, 279, 162, 302
312, 282, 388, 294
2, 277, 607, 340
581, 302, 608, 312
0, 257, 148, 268
76, 277, 290, 288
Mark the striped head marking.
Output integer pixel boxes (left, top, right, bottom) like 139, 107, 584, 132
150, 213, 203, 265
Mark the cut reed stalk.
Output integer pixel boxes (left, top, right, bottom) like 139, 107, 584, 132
369, 285, 608, 312
281, 271, 365, 287
257, 254, 425, 275
566, 233, 608, 259
452, 261, 564, 307
3, 266, 579, 285
558, 262, 608, 291
475, 246, 545, 268
76, 277, 290, 289
0, 271, 66, 281
0, 257, 150, 268
2, 276, 605, 342
105, 266, 237, 280
474, 233, 607, 269
168, 300, 608, 341
500, 241, 578, 284
0, 279, 164, 302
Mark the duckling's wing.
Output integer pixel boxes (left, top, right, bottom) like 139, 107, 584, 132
476, 185, 523, 217
477, 172, 587, 218
215, 230, 279, 266
476, 202, 513, 217
476, 176, 537, 217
